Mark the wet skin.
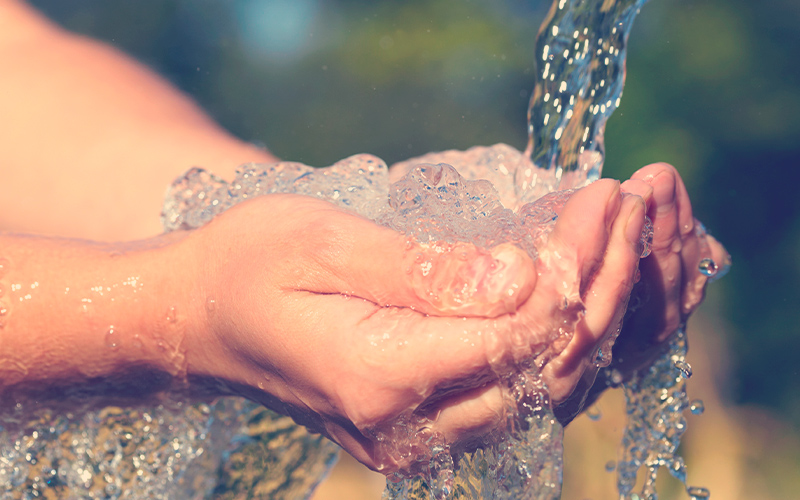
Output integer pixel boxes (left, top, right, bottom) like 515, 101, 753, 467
179, 177, 647, 471
0, 0, 728, 476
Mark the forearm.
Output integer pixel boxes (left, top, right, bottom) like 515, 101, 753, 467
0, 0, 278, 240
0, 231, 199, 408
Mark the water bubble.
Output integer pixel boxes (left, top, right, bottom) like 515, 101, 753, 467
605, 460, 616, 472
586, 406, 602, 421
687, 486, 710, 499
106, 326, 119, 349
689, 399, 705, 415
698, 258, 718, 277
593, 346, 612, 367
205, 297, 217, 315
0, 257, 8, 278
640, 216, 654, 258
674, 360, 692, 379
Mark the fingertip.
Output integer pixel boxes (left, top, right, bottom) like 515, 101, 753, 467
621, 179, 654, 210
624, 194, 647, 247
485, 243, 537, 312
631, 162, 677, 183
554, 178, 620, 237
673, 172, 696, 238
428, 383, 506, 448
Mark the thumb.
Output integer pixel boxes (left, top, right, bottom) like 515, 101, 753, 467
294, 205, 536, 317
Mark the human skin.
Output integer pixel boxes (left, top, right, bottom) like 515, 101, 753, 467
0, 0, 727, 473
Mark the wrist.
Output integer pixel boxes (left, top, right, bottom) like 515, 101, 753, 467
0, 232, 199, 407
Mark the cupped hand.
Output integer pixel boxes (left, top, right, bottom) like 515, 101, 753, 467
609, 163, 729, 376
556, 163, 730, 423
178, 181, 643, 472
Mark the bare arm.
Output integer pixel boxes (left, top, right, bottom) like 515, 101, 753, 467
0, 231, 197, 408
0, 0, 277, 241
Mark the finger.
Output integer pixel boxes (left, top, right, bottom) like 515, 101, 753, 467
544, 178, 622, 295
542, 195, 646, 398
574, 194, 646, 358
278, 198, 536, 318
671, 172, 710, 315
426, 382, 506, 452
631, 163, 684, 339
621, 178, 654, 208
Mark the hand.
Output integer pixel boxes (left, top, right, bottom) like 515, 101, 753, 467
178, 180, 644, 472
614, 163, 728, 373
557, 163, 730, 422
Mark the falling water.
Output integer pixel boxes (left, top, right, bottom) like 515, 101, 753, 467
519, 0, 650, 203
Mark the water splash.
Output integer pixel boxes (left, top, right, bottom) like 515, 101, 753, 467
617, 326, 692, 500
0, 399, 338, 499
519, 0, 650, 203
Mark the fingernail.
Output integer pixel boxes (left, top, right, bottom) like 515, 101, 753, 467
621, 179, 654, 207
605, 181, 622, 226
651, 169, 676, 215
625, 197, 647, 245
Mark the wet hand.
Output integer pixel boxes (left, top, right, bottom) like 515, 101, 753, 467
611, 163, 729, 375
558, 163, 730, 423
178, 183, 642, 472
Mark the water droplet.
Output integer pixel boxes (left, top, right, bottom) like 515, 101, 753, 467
166, 306, 177, 323
640, 216, 654, 257
608, 369, 624, 387
689, 399, 705, 415
106, 326, 119, 349
687, 486, 710, 499
0, 258, 9, 278
593, 346, 612, 367
132, 334, 143, 349
205, 297, 216, 315
674, 360, 692, 378
698, 258, 717, 277
586, 406, 602, 421
605, 460, 616, 472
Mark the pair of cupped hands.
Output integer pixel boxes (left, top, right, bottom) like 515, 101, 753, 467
180, 161, 727, 473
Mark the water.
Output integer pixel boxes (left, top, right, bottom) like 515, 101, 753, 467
689, 399, 705, 416
0, 0, 719, 498
0, 398, 338, 499
698, 258, 718, 277
617, 327, 691, 499
519, 0, 650, 203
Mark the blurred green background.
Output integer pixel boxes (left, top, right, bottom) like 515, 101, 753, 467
29, 0, 800, 496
